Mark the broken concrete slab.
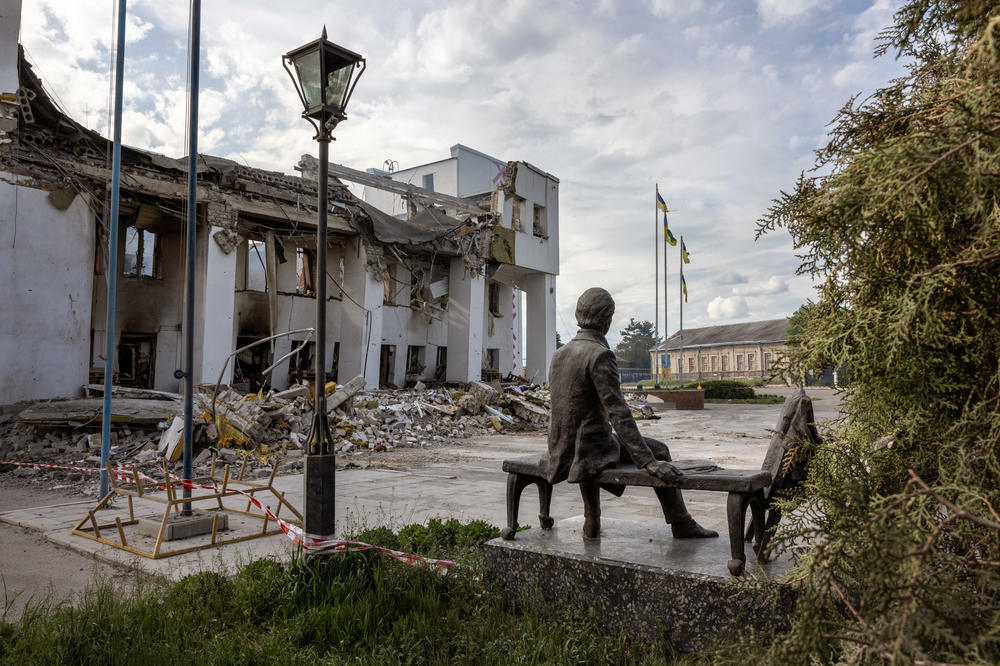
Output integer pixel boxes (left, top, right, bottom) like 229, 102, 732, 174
158, 415, 185, 463
18, 398, 183, 428
327, 375, 366, 412
82, 384, 183, 401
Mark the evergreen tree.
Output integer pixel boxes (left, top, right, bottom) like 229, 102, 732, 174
749, 3, 1000, 663
613, 319, 659, 369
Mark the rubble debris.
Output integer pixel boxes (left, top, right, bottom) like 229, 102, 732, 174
622, 393, 660, 420
0, 378, 554, 499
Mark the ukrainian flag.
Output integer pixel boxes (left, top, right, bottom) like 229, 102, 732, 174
656, 191, 669, 213
681, 239, 691, 264
681, 274, 688, 302
664, 213, 677, 246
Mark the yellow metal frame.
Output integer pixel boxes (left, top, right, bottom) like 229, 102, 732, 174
71, 453, 302, 559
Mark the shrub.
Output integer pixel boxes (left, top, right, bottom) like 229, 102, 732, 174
748, 2, 1000, 662
682, 380, 755, 400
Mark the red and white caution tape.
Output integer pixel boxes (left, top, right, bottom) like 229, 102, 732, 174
2, 460, 155, 485
3, 459, 462, 573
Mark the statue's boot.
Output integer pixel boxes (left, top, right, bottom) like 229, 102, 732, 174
670, 517, 718, 539
654, 487, 719, 539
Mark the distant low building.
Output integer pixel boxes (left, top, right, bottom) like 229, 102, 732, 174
649, 318, 789, 383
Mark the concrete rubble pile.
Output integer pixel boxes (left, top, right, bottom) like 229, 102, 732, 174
205, 375, 552, 460
0, 377, 552, 496
622, 393, 660, 421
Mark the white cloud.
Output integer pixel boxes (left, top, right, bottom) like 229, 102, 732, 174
707, 296, 749, 320
717, 271, 749, 286
733, 276, 789, 296
649, 0, 705, 19
757, 0, 827, 27
832, 60, 870, 88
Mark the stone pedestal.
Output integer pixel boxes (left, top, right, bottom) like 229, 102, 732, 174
482, 516, 793, 652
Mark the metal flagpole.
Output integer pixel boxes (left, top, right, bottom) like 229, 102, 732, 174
679, 235, 684, 386
99, 0, 128, 499
654, 184, 659, 386
180, 0, 201, 515
663, 208, 668, 387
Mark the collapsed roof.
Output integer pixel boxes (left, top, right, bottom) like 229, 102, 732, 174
2, 47, 498, 265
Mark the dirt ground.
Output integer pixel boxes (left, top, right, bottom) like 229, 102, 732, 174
0, 385, 842, 622
0, 485, 121, 622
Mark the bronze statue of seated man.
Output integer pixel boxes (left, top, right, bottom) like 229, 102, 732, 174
538, 287, 717, 540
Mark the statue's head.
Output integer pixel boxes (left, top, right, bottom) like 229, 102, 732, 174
576, 287, 615, 334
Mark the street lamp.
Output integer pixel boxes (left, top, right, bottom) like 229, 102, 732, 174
283, 27, 365, 538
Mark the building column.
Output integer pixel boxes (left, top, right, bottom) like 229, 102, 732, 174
512, 288, 523, 377
194, 222, 237, 386
524, 272, 556, 384
268, 253, 303, 391
339, 237, 383, 389
446, 257, 485, 382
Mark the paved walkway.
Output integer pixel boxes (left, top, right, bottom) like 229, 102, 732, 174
0, 387, 841, 594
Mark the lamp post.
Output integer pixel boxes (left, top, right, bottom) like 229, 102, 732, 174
283, 28, 365, 538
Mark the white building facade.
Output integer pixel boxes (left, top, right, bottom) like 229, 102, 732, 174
362, 144, 559, 387
0, 14, 559, 403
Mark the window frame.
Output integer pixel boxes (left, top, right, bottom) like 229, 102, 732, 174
122, 226, 161, 279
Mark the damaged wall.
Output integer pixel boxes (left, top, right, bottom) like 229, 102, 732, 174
0, 176, 94, 402
268, 241, 345, 391
90, 224, 186, 392
507, 162, 559, 275
452, 145, 508, 198
482, 279, 517, 378
380, 260, 449, 387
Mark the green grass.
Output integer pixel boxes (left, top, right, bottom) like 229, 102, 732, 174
1, 520, 688, 665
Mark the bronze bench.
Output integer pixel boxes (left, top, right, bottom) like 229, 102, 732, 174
499, 455, 772, 576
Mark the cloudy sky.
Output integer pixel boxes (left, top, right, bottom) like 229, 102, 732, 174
18, 0, 907, 347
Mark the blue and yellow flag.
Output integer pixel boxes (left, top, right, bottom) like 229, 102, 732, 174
681, 274, 688, 303
656, 190, 669, 213
663, 213, 677, 246
681, 239, 691, 264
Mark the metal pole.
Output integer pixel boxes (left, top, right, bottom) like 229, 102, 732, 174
654, 185, 658, 380
679, 235, 684, 387
304, 125, 337, 537
181, 0, 201, 514
99, 0, 128, 499
663, 215, 668, 387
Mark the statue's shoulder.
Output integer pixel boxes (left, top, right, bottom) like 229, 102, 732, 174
559, 338, 611, 365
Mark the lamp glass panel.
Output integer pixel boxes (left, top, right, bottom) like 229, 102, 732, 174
324, 60, 354, 112
291, 48, 322, 109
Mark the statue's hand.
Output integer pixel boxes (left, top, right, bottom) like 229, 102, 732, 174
644, 460, 683, 485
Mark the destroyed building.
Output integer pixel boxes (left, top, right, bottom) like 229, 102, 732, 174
0, 31, 559, 404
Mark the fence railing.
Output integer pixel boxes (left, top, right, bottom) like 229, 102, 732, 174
618, 368, 652, 383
